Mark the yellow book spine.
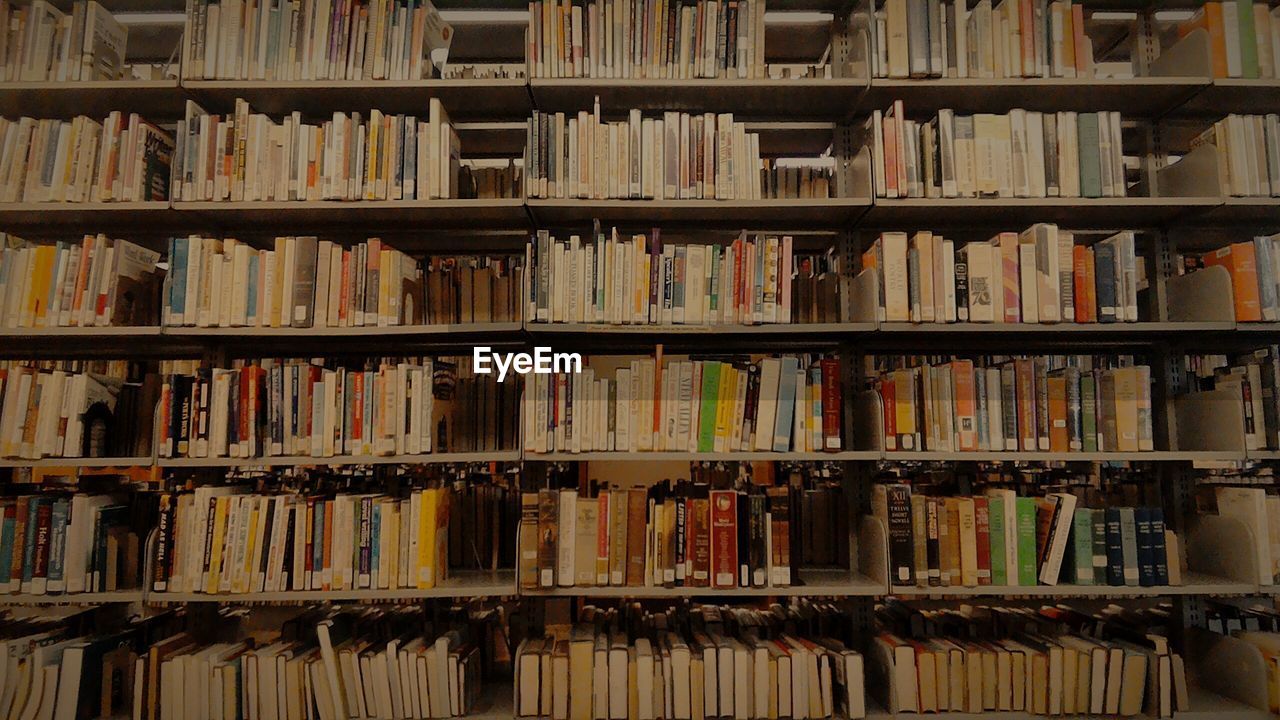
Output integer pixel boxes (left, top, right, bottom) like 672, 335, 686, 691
417, 489, 433, 588
205, 497, 230, 595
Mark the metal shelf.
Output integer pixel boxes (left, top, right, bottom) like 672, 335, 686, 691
0, 590, 144, 604
0, 80, 185, 120
860, 197, 1222, 228
0, 456, 155, 468
148, 571, 515, 603
880, 451, 1240, 462
1177, 79, 1280, 117
172, 199, 530, 230
166, 322, 524, 339
530, 78, 866, 120
183, 78, 531, 121
527, 198, 870, 229
0, 202, 174, 232
523, 569, 883, 598
1192, 197, 1280, 227
526, 451, 879, 462
157, 451, 520, 468
862, 77, 1209, 118
888, 572, 1256, 598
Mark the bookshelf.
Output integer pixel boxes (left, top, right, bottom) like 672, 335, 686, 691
3, 1, 1280, 719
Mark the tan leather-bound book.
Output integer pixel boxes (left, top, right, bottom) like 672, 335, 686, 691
536, 489, 558, 588
625, 488, 647, 586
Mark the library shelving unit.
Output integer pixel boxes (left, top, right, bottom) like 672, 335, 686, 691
5, 0, 1280, 718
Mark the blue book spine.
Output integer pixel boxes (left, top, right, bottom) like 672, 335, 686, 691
246, 252, 259, 326
1135, 506, 1156, 587
21, 498, 41, 587
370, 502, 382, 587
1094, 242, 1117, 323
311, 501, 325, 585
359, 497, 372, 584
772, 357, 800, 452
1150, 507, 1169, 585
0, 507, 15, 589
170, 236, 188, 322
47, 499, 68, 591
1104, 507, 1124, 586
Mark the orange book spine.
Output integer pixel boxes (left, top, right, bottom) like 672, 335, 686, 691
952, 360, 978, 451
1084, 247, 1098, 322
1206, 243, 1262, 321
1072, 245, 1090, 323
1016, 358, 1037, 451
1072, 4, 1090, 75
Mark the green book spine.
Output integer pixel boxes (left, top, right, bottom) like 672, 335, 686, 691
1091, 509, 1109, 584
988, 496, 1007, 586
1072, 508, 1094, 585
1077, 113, 1102, 198
1081, 373, 1097, 452
1015, 497, 1038, 586
1238, 0, 1259, 78
697, 361, 722, 452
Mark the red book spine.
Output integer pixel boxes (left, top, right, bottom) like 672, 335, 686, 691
352, 371, 365, 450
1073, 245, 1090, 323
820, 358, 843, 451
974, 497, 992, 585
32, 501, 51, 582
238, 368, 251, 455
709, 490, 738, 589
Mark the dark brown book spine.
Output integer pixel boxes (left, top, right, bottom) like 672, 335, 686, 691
536, 489, 558, 588
690, 497, 711, 587
625, 488, 647, 586
820, 358, 843, 450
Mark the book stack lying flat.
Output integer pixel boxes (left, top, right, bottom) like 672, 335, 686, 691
1187, 349, 1280, 450
522, 354, 843, 454
0, 493, 140, 594
528, 229, 846, 325
141, 606, 486, 720
0, 113, 174, 203
515, 602, 866, 720
872, 600, 1187, 717
151, 485, 452, 594
873, 354, 1155, 453
162, 236, 421, 328
173, 98, 464, 202
0, 360, 160, 460
1191, 114, 1280, 196
873, 483, 1176, 588
518, 476, 845, 590
863, 226, 1139, 323
0, 236, 163, 328
1201, 484, 1280, 584
526, 105, 803, 201
1179, 1, 1280, 79
157, 355, 520, 459
182, 0, 452, 81
529, 0, 766, 79
872, 102, 1127, 198
1, 0, 128, 82
872, 0, 1095, 79
424, 255, 525, 324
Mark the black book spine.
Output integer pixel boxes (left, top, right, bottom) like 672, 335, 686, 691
1105, 507, 1125, 586
1150, 506, 1169, 586
1135, 506, 1157, 587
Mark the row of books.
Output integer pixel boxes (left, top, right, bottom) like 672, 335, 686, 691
173, 98, 464, 203
162, 235, 421, 328
181, 0, 452, 82
519, 480, 845, 590
872, 103, 1127, 199
423, 255, 525, 324
151, 486, 451, 594
528, 230, 843, 326
1179, 0, 1280, 79
872, 601, 1184, 717
863, 226, 1140, 324
1176, 236, 1280, 324
1193, 113, 1280, 197
0, 235, 162, 329
521, 355, 843, 454
0, 361, 159, 460
873, 484, 1175, 588
0, 493, 138, 595
873, 0, 1095, 79
873, 355, 1155, 453
157, 356, 520, 459
525, 106, 771, 201
144, 605, 485, 720
2, 0, 128, 82
1187, 348, 1280, 452
515, 603, 866, 720
528, 0, 766, 80
0, 113, 174, 203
